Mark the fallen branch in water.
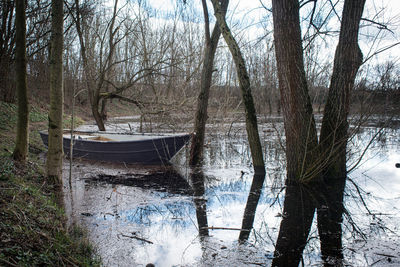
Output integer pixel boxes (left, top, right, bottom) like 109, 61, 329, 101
203, 226, 248, 231
118, 233, 153, 244
241, 261, 265, 266
374, 252, 396, 258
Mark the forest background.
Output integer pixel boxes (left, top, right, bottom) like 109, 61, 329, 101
1, 0, 400, 266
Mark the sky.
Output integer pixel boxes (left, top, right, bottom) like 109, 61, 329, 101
113, 0, 400, 75
145, 0, 400, 55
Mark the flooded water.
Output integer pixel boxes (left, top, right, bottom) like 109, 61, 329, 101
63, 118, 400, 266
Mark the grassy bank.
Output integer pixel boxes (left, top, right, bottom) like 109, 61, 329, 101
0, 101, 100, 266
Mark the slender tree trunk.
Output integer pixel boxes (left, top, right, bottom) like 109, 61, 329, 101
211, 0, 265, 171
271, 0, 319, 265
46, 0, 64, 188
0, 1, 16, 103
317, 1, 365, 265
190, 0, 227, 166
13, 0, 29, 162
100, 0, 119, 124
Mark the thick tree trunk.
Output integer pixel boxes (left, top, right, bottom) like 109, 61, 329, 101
13, 0, 29, 162
271, 0, 319, 265
211, 0, 265, 171
46, 0, 64, 188
317, 0, 365, 265
190, 0, 227, 166
100, 98, 107, 121
92, 98, 106, 131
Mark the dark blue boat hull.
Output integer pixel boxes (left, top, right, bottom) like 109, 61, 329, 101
40, 132, 191, 164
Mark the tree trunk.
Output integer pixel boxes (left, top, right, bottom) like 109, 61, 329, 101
190, 0, 227, 166
13, 0, 29, 162
271, 0, 319, 265
100, 98, 107, 121
211, 0, 265, 171
0, 1, 16, 102
99, 0, 119, 125
91, 98, 106, 131
46, 0, 64, 188
0, 57, 15, 102
317, 0, 365, 265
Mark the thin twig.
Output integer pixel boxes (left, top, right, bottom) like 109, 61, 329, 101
347, 177, 373, 216
270, 186, 285, 207
347, 127, 385, 174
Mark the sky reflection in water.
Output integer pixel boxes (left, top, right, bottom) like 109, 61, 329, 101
64, 122, 400, 266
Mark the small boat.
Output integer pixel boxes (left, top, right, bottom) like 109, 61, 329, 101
39, 130, 192, 164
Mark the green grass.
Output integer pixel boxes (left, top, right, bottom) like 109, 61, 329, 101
63, 114, 86, 129
0, 100, 100, 266
29, 106, 48, 123
0, 155, 100, 267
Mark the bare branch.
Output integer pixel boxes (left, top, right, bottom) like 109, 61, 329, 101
361, 18, 394, 34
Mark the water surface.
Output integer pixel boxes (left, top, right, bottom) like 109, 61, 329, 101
63, 119, 400, 266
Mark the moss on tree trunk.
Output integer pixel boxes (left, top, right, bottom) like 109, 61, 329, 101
46, 0, 64, 188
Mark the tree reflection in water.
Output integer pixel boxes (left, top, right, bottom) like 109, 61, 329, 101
239, 170, 266, 242
64, 122, 400, 266
189, 167, 209, 237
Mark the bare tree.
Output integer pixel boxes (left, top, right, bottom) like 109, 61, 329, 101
71, 0, 176, 131
271, 0, 319, 265
317, 0, 366, 264
13, 0, 29, 162
271, 0, 366, 265
46, 0, 64, 188
211, 0, 265, 172
189, 0, 227, 166
72, 0, 106, 130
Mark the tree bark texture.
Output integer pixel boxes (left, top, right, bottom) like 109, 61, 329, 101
271, 0, 319, 265
13, 0, 29, 162
190, 0, 227, 166
211, 0, 265, 171
317, 0, 365, 264
46, 0, 64, 187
